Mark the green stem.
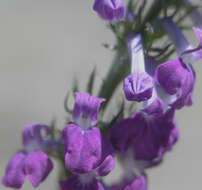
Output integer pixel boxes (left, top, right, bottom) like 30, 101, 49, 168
137, 0, 163, 33
97, 50, 130, 110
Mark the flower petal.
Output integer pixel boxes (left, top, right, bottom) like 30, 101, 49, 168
94, 155, 115, 176
2, 153, 26, 189
133, 107, 177, 161
172, 65, 195, 109
109, 118, 137, 152
155, 59, 187, 95
22, 123, 50, 146
63, 124, 111, 173
73, 92, 105, 127
24, 150, 53, 187
123, 72, 153, 102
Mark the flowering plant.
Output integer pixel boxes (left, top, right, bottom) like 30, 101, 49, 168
2, 0, 202, 190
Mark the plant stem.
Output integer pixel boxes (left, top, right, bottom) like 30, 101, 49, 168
137, 0, 163, 33
98, 50, 130, 110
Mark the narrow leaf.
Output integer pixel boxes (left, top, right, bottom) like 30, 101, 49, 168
86, 67, 96, 94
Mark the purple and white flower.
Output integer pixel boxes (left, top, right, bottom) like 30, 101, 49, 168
110, 98, 178, 162
62, 92, 115, 189
155, 18, 202, 109
2, 124, 53, 189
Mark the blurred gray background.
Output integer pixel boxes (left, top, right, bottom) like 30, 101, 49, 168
0, 0, 202, 190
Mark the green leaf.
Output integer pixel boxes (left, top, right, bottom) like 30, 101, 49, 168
50, 118, 56, 139
97, 50, 130, 110
72, 77, 79, 93
64, 92, 73, 114
86, 67, 96, 94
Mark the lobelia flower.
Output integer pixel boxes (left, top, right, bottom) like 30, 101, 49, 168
2, 124, 53, 189
110, 97, 178, 162
93, 0, 125, 21
132, 99, 178, 161
155, 18, 202, 109
123, 34, 153, 102
62, 92, 115, 190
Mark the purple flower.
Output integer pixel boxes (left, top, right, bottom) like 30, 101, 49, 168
73, 92, 105, 128
133, 99, 178, 161
110, 99, 178, 162
93, 0, 125, 21
60, 153, 114, 190
63, 124, 114, 173
154, 19, 202, 109
155, 59, 195, 109
62, 92, 115, 174
22, 123, 51, 149
123, 34, 153, 102
60, 150, 115, 190
109, 118, 136, 153
2, 124, 53, 189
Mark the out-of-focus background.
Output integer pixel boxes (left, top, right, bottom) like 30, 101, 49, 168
0, 0, 202, 189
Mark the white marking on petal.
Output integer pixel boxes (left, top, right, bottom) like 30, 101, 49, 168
76, 114, 91, 130
79, 172, 94, 185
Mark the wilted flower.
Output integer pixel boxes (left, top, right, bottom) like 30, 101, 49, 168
123, 34, 153, 102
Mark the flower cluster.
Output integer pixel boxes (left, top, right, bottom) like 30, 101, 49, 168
2, 0, 202, 190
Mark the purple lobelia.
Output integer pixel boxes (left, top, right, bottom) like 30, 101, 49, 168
93, 0, 125, 21
155, 18, 202, 109
123, 34, 154, 102
61, 92, 115, 190
110, 98, 178, 163
2, 124, 53, 189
